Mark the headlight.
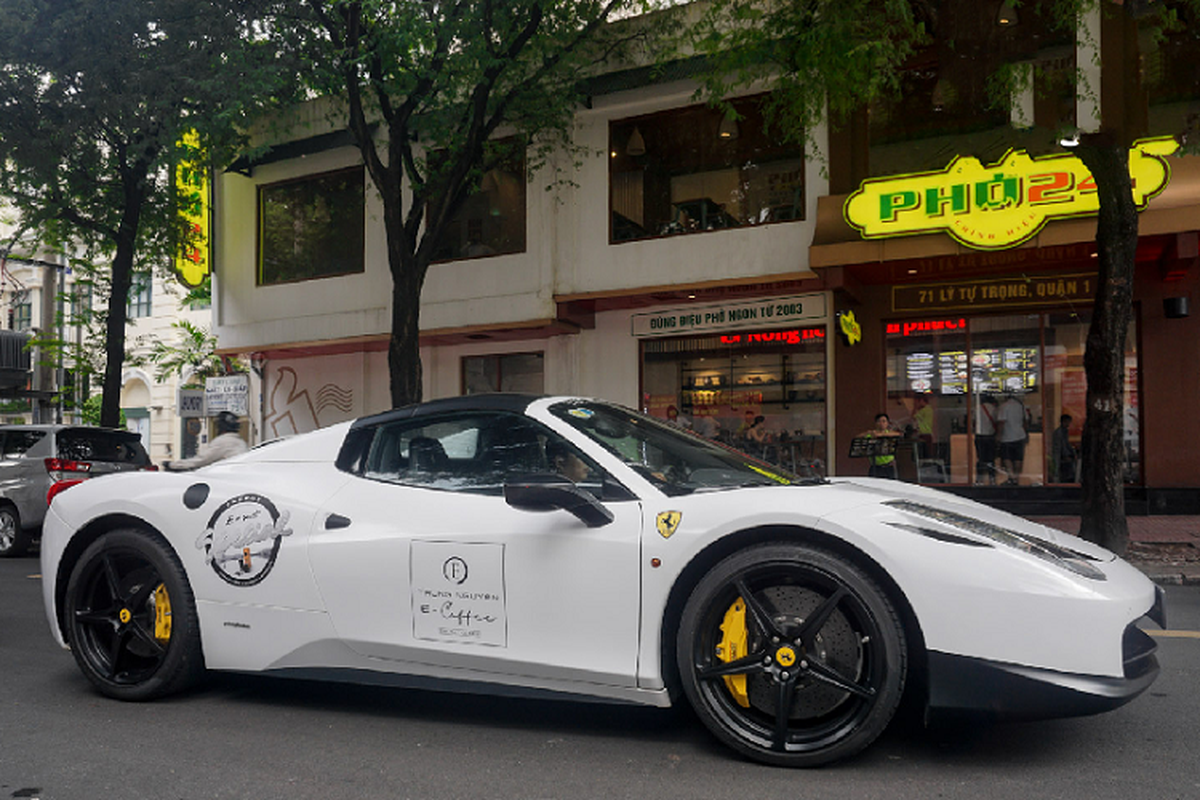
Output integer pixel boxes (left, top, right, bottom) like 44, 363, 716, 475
884, 500, 1106, 581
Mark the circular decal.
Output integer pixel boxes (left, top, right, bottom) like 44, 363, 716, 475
183, 483, 210, 510
195, 494, 293, 586
119, 608, 131, 624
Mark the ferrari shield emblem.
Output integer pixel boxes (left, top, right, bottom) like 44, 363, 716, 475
656, 511, 682, 539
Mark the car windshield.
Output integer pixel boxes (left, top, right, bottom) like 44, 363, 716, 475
549, 400, 821, 496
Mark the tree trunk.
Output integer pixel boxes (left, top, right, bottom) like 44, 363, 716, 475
1073, 136, 1137, 556
100, 216, 140, 429
387, 238, 426, 408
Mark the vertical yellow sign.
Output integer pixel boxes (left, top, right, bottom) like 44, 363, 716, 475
174, 131, 210, 288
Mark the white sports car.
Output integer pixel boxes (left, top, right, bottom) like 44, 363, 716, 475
40, 395, 1165, 767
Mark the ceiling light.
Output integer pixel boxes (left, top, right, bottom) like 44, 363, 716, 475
997, 1, 1019, 27
718, 116, 739, 140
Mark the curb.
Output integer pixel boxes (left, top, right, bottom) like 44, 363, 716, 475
1128, 562, 1200, 586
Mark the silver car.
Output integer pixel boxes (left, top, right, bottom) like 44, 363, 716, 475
0, 425, 153, 557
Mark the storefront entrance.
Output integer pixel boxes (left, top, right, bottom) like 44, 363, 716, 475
885, 311, 1139, 487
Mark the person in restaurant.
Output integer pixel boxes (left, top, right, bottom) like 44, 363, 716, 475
996, 392, 1028, 485
1051, 413, 1078, 484
860, 412, 901, 479
975, 393, 998, 485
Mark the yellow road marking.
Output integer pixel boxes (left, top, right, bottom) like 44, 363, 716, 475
1147, 630, 1200, 639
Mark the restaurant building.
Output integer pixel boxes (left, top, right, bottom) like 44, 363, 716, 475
212, 2, 1199, 511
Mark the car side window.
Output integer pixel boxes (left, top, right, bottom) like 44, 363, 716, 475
2, 430, 46, 458
359, 412, 609, 496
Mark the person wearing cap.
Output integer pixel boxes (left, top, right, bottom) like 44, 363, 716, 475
163, 411, 249, 471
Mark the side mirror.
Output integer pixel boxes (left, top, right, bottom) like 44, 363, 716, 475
504, 473, 614, 528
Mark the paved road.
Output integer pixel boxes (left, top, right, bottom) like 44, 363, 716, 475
3, 556, 1199, 800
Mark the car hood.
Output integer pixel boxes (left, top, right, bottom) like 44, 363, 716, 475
686, 476, 1116, 563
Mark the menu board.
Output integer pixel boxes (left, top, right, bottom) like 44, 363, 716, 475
905, 352, 935, 393
939, 351, 968, 395
971, 347, 1037, 394
906, 347, 1038, 395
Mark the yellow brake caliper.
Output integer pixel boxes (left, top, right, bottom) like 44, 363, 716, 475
715, 597, 750, 707
153, 584, 172, 644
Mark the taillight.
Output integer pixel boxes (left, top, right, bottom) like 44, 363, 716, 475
44, 457, 92, 482
47, 479, 86, 505
142, 464, 159, 472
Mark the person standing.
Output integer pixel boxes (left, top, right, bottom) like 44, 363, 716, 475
861, 413, 901, 479
975, 393, 998, 485
163, 411, 248, 471
1051, 413, 1078, 483
995, 393, 1027, 485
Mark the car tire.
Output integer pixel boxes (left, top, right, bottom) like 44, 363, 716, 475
0, 505, 28, 558
677, 542, 906, 767
65, 529, 205, 700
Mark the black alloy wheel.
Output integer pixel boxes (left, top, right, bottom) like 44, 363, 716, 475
678, 542, 906, 767
65, 530, 204, 700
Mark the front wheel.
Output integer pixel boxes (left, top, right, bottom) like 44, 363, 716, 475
65, 530, 205, 700
678, 542, 906, 767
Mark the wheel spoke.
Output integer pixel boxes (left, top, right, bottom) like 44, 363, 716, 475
772, 672, 799, 751
106, 629, 129, 679
733, 577, 784, 640
697, 650, 768, 680
100, 554, 123, 602
126, 620, 166, 658
121, 567, 162, 609
807, 657, 875, 699
796, 585, 848, 645
74, 609, 116, 628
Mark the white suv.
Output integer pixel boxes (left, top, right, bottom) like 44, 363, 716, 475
0, 425, 153, 557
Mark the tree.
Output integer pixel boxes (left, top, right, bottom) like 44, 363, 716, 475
140, 318, 242, 385
0, 0, 292, 428
272, 0, 660, 408
692, 0, 1199, 555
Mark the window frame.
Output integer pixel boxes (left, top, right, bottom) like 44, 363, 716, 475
256, 166, 366, 287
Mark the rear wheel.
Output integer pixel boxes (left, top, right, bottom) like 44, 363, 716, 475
0, 505, 28, 558
65, 530, 204, 700
678, 542, 906, 767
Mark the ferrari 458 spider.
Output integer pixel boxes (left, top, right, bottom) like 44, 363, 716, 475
41, 395, 1165, 766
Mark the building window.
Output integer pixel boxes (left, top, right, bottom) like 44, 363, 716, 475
13, 302, 31, 331
127, 275, 152, 318
430, 140, 526, 262
462, 352, 544, 395
640, 328, 828, 474
609, 95, 805, 244
258, 167, 365, 285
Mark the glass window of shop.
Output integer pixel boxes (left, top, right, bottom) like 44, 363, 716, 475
867, 5, 1076, 179
462, 352, 544, 395
885, 312, 1138, 486
641, 327, 827, 474
430, 138, 526, 262
609, 95, 805, 244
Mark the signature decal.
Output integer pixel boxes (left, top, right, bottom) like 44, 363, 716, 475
195, 493, 293, 586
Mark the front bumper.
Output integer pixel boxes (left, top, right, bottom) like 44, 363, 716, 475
927, 613, 1161, 721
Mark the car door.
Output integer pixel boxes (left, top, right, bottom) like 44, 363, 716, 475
308, 411, 644, 689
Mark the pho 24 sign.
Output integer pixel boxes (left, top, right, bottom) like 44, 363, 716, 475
844, 136, 1178, 251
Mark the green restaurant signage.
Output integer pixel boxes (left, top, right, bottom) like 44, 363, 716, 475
844, 137, 1178, 251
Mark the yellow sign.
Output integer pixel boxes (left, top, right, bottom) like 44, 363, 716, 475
844, 137, 1178, 251
656, 510, 682, 539
174, 130, 210, 287
837, 309, 862, 345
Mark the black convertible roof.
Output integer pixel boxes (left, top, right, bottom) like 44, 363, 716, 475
348, 393, 544, 430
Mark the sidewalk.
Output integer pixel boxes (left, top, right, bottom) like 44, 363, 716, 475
1028, 515, 1200, 586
